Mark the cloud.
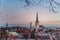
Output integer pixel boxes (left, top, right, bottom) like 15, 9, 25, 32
42, 21, 60, 25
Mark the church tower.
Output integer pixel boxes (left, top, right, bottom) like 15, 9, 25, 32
35, 12, 39, 29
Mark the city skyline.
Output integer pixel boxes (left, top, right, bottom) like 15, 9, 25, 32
0, 0, 60, 25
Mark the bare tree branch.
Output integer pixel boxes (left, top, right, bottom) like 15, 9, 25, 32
51, 0, 60, 5
25, 0, 31, 6
49, 0, 57, 13
20, 0, 60, 13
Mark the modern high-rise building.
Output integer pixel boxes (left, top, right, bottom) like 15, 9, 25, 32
30, 22, 32, 29
35, 12, 39, 30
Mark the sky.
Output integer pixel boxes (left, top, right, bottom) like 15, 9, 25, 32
0, 0, 60, 25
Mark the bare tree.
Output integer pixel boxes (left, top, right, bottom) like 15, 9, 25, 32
20, 0, 60, 13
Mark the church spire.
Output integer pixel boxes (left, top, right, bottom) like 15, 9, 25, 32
35, 12, 39, 29
36, 12, 39, 23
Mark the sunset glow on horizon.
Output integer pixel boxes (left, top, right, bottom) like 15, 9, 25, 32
0, 0, 60, 25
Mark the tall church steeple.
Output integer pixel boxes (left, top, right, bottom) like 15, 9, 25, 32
36, 12, 39, 23
35, 12, 39, 29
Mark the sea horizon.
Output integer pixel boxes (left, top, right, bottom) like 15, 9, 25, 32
0, 24, 60, 29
